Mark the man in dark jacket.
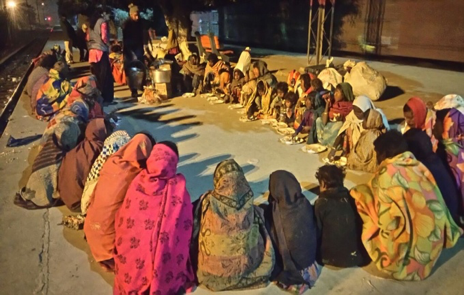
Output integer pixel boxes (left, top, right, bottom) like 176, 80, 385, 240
123, 4, 149, 98
314, 165, 369, 267
59, 15, 76, 64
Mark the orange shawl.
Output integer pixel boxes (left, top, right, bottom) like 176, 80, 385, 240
84, 134, 153, 262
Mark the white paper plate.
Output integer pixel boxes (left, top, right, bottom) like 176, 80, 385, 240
182, 92, 195, 98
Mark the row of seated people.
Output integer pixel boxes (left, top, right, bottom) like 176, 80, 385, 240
188, 50, 464, 207
13, 115, 463, 293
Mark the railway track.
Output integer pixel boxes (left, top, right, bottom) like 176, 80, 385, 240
0, 34, 49, 136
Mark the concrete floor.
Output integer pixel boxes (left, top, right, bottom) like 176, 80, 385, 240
0, 41, 463, 295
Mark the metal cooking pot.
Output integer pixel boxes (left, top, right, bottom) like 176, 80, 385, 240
151, 68, 171, 84
127, 61, 146, 90
128, 67, 145, 90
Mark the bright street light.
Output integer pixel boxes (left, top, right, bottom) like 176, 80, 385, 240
41, 2, 44, 5
7, 1, 16, 8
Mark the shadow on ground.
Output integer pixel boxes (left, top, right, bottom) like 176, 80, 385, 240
379, 86, 406, 101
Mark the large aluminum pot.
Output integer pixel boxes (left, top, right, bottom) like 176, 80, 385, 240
151, 67, 171, 83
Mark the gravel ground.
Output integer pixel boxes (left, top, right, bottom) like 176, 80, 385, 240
0, 34, 48, 114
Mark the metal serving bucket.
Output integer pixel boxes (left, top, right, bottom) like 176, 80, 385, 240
128, 61, 145, 90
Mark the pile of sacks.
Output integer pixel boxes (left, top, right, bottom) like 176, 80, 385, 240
316, 59, 387, 101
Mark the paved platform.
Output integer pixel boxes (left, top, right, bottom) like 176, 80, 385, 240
0, 40, 463, 295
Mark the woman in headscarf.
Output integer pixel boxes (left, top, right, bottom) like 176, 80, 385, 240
192, 159, 274, 291
262, 170, 319, 294
84, 134, 154, 271
235, 47, 251, 77
328, 95, 389, 161
316, 83, 354, 146
35, 61, 72, 120
251, 60, 276, 89
433, 96, 464, 218
27, 55, 56, 113
434, 94, 464, 113
350, 130, 462, 281
400, 97, 437, 149
242, 63, 278, 121
113, 142, 194, 295
404, 128, 462, 225
244, 80, 274, 120
40, 99, 89, 146
182, 54, 205, 93
14, 120, 81, 209
67, 75, 104, 119
58, 118, 111, 212
239, 68, 257, 108
80, 130, 131, 214
346, 108, 385, 173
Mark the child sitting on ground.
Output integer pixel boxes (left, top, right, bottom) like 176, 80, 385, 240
280, 91, 297, 127
270, 82, 289, 119
244, 80, 272, 121
293, 91, 317, 138
226, 69, 247, 104
314, 165, 368, 268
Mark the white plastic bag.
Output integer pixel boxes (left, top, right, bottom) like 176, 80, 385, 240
318, 68, 342, 90
344, 61, 387, 101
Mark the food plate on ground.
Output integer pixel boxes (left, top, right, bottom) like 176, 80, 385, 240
263, 119, 278, 126
207, 96, 218, 101
279, 136, 294, 145
323, 156, 347, 166
182, 92, 195, 98
247, 158, 259, 165
261, 119, 271, 125
302, 144, 328, 154
277, 127, 295, 136
268, 119, 278, 124
279, 136, 304, 145
239, 116, 258, 122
